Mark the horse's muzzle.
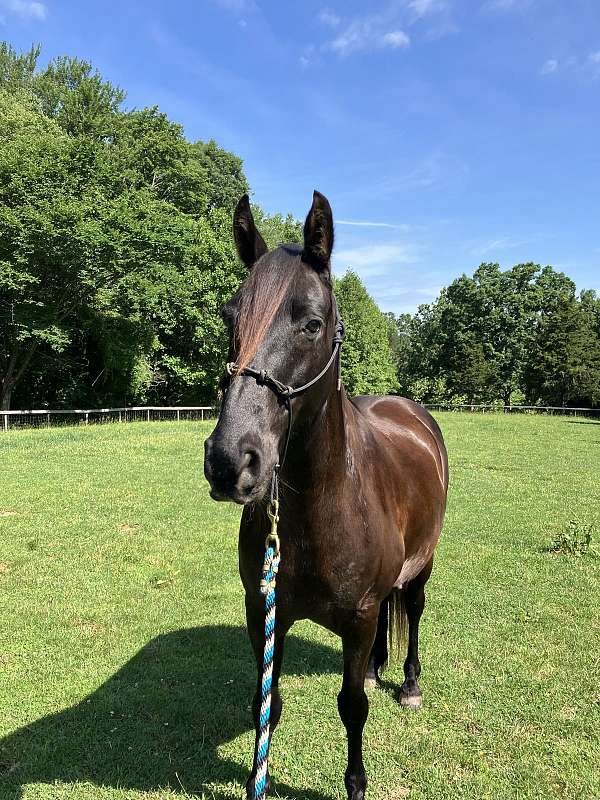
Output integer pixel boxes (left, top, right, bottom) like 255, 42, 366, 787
204, 434, 264, 505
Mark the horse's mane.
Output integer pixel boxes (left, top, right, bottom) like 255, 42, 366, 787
235, 247, 300, 372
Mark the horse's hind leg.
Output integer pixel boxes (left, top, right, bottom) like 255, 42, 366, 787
365, 598, 388, 688
399, 556, 433, 709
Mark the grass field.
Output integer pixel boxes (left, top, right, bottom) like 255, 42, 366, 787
0, 413, 598, 800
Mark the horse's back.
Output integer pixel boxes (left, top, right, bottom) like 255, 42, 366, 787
350, 394, 448, 492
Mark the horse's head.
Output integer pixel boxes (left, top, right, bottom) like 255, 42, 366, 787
204, 191, 339, 504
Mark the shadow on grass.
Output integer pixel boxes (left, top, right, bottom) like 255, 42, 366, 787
566, 419, 600, 425
0, 626, 339, 799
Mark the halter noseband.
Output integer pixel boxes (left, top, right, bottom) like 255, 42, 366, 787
225, 314, 345, 505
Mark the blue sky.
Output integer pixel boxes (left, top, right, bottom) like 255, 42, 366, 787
2, 0, 600, 314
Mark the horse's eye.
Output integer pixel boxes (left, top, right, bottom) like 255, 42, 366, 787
305, 319, 322, 335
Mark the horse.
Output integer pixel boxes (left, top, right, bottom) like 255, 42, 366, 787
204, 191, 448, 800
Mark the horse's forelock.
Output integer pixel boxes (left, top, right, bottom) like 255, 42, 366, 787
235, 249, 299, 372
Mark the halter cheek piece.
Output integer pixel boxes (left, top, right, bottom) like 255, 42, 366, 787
225, 314, 345, 508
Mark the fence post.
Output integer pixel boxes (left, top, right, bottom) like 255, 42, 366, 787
85, 412, 89, 425
201, 408, 204, 421
3, 414, 7, 432
147, 408, 150, 422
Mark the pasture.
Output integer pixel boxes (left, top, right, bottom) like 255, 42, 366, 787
0, 413, 598, 800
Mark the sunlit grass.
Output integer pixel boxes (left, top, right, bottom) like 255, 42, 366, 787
0, 413, 598, 799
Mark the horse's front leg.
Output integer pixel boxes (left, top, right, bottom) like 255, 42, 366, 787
338, 614, 379, 800
245, 597, 288, 799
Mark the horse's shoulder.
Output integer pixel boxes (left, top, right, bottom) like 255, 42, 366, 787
350, 395, 447, 478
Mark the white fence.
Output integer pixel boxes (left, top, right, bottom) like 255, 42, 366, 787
424, 403, 600, 417
0, 406, 216, 431
2, 402, 599, 432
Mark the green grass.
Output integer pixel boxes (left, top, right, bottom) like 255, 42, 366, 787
0, 413, 598, 800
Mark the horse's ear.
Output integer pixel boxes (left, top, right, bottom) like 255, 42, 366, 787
303, 190, 334, 272
233, 194, 268, 268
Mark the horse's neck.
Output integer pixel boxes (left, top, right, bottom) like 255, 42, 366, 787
282, 382, 351, 497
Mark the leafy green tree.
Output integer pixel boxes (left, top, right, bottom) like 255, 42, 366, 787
0, 42, 39, 90
0, 44, 277, 409
334, 271, 398, 396
252, 206, 303, 249
33, 55, 125, 139
523, 296, 600, 406
0, 89, 94, 409
402, 263, 581, 405
189, 139, 248, 216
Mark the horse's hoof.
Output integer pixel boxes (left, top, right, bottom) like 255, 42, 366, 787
399, 691, 423, 709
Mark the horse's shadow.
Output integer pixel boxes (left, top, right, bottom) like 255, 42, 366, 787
0, 625, 340, 799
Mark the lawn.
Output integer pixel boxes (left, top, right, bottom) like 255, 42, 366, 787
0, 413, 598, 800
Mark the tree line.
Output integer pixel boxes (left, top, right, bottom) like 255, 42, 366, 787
1, 44, 598, 411
0, 43, 397, 411
387, 263, 600, 408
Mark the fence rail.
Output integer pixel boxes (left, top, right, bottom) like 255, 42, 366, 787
0, 406, 216, 431
2, 402, 599, 432
424, 403, 600, 416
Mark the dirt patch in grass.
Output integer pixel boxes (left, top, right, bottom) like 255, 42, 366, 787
118, 523, 139, 534
72, 618, 107, 635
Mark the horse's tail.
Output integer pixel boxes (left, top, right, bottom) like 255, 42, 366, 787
387, 587, 407, 664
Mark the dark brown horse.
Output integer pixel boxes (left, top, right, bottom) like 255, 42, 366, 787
204, 191, 448, 800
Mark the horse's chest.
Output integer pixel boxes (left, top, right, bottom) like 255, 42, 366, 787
258, 530, 386, 626
239, 503, 402, 629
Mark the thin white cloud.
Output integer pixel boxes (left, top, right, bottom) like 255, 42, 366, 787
319, 2, 456, 57
483, 0, 533, 10
318, 8, 341, 28
408, 0, 446, 18
382, 30, 411, 48
329, 21, 411, 55
468, 233, 549, 258
337, 220, 412, 230
540, 59, 559, 75
210, 0, 256, 12
384, 150, 469, 193
538, 51, 600, 78
333, 243, 420, 277
325, 6, 414, 56
0, 0, 46, 20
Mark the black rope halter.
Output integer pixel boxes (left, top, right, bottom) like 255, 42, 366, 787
224, 313, 345, 506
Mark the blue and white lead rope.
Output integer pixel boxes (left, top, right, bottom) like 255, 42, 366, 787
253, 541, 281, 800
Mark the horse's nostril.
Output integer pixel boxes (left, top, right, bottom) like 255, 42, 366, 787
241, 449, 260, 473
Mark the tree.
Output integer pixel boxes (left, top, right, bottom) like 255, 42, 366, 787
0, 42, 39, 91
334, 271, 398, 396
189, 139, 248, 216
400, 262, 581, 405
523, 296, 600, 407
0, 89, 94, 409
251, 206, 303, 249
0, 43, 293, 409
33, 55, 126, 139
